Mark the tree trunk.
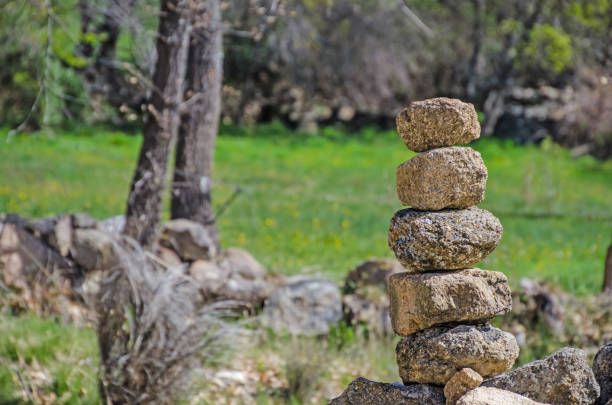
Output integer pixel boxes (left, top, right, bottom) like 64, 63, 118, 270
604, 238, 612, 293
482, 0, 542, 135
124, 0, 191, 248
171, 0, 223, 251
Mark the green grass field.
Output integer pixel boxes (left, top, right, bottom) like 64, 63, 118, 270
1, 124, 611, 293
1, 124, 611, 403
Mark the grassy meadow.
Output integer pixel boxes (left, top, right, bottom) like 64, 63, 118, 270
0, 124, 611, 403
1, 124, 611, 293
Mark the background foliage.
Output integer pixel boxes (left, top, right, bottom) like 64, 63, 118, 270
1, 0, 611, 156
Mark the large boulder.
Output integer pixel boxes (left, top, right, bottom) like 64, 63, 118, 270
456, 387, 547, 405
217, 247, 267, 280
396, 147, 487, 210
388, 207, 503, 271
343, 258, 404, 303
396, 324, 519, 385
395, 98, 480, 152
189, 258, 274, 306
594, 343, 612, 405
342, 293, 393, 335
159, 219, 217, 261
483, 347, 600, 405
262, 276, 342, 335
71, 228, 121, 271
328, 377, 444, 405
444, 368, 483, 405
389, 269, 512, 336
342, 258, 404, 334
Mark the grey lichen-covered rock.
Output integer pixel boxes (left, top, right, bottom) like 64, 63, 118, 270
189, 258, 274, 306
217, 247, 267, 280
343, 258, 405, 302
71, 228, 121, 271
388, 207, 503, 271
97, 215, 125, 235
342, 293, 393, 335
389, 269, 512, 336
483, 347, 600, 405
444, 368, 483, 405
71, 212, 97, 229
396, 98, 480, 152
262, 276, 342, 336
396, 147, 487, 210
328, 377, 444, 405
456, 387, 548, 405
594, 342, 612, 405
396, 324, 519, 385
159, 219, 218, 261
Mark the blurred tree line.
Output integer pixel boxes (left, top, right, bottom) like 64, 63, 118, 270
1, 0, 611, 157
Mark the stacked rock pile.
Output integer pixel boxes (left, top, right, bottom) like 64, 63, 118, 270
388, 98, 520, 399
331, 98, 561, 405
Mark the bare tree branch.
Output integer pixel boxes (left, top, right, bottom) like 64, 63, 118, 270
400, 0, 434, 38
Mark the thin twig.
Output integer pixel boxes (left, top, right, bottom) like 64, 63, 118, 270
214, 186, 242, 219
15, 367, 34, 402
399, 0, 434, 38
43, 0, 53, 126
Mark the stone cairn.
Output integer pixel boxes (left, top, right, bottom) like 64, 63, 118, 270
389, 98, 519, 394
330, 98, 542, 404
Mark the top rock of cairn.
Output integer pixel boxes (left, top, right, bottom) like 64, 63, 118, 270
396, 97, 480, 152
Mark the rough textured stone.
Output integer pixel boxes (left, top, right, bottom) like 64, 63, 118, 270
444, 368, 483, 405
71, 228, 121, 271
159, 219, 217, 261
341, 259, 403, 335
0, 223, 79, 315
189, 260, 227, 295
396, 147, 487, 210
155, 245, 183, 268
396, 98, 480, 152
262, 276, 342, 336
71, 213, 97, 229
456, 387, 547, 405
97, 215, 125, 235
47, 215, 72, 257
389, 269, 512, 336
25, 215, 74, 257
594, 342, 612, 405
483, 347, 600, 405
396, 324, 519, 385
217, 247, 266, 280
388, 207, 503, 271
342, 293, 393, 335
328, 377, 444, 405
189, 258, 274, 306
343, 258, 404, 303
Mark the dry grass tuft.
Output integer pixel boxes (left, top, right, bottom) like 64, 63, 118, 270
93, 237, 239, 404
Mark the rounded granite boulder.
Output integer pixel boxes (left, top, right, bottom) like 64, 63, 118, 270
396, 324, 519, 385
483, 347, 600, 405
396, 98, 480, 152
388, 207, 503, 271
396, 147, 487, 210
